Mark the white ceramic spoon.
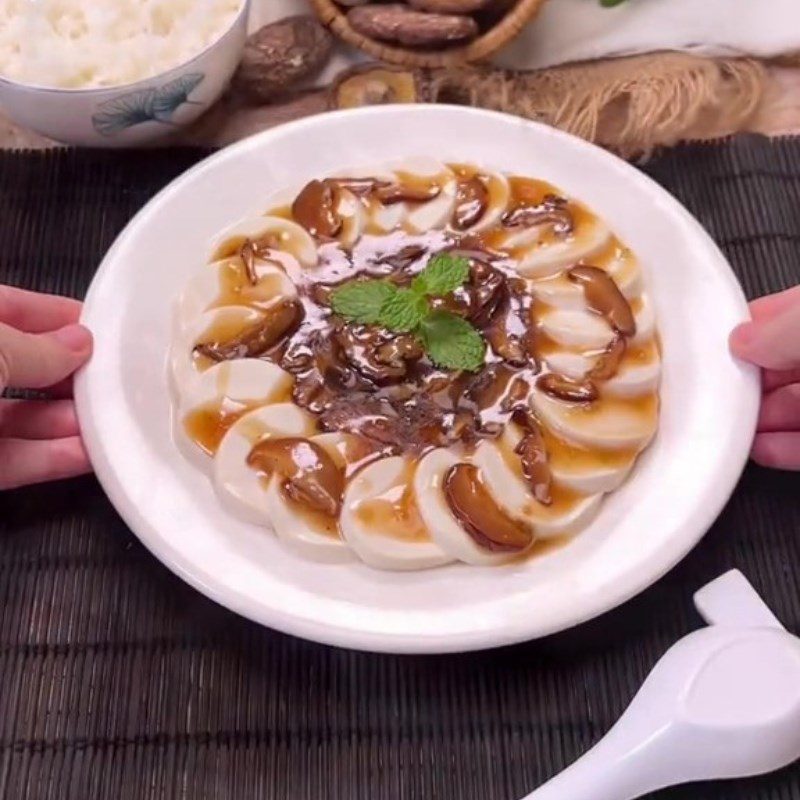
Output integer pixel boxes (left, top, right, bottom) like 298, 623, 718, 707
523, 569, 800, 800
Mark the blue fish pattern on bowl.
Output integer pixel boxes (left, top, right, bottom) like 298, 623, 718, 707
92, 72, 205, 136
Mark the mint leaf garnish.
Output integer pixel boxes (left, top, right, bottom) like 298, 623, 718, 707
418, 311, 485, 372
411, 253, 470, 297
328, 252, 483, 370
377, 289, 428, 332
330, 280, 397, 324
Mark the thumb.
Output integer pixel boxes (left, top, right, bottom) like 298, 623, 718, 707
730, 304, 800, 371
0, 323, 93, 392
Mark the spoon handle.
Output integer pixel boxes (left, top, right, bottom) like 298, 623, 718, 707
523, 755, 631, 800
522, 730, 669, 800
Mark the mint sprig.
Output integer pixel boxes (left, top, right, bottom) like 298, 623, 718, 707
328, 253, 485, 372
329, 279, 395, 324
378, 289, 429, 332
411, 253, 470, 296
418, 311, 485, 372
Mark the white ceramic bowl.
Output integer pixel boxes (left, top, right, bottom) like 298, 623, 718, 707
0, 1, 249, 147
75, 106, 759, 653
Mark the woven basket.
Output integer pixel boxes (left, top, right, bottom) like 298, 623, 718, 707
309, 0, 548, 69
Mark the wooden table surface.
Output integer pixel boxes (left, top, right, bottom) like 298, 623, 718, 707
2, 65, 799, 151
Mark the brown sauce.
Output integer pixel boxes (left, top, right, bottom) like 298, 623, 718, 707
213, 235, 252, 261
309, 433, 386, 480
531, 330, 563, 360
480, 227, 507, 252
209, 259, 288, 311
362, 197, 394, 236
184, 398, 263, 456
586, 237, 621, 268
183, 368, 293, 454
521, 482, 584, 519
198, 310, 261, 344
541, 427, 634, 473
238, 416, 278, 447
266, 205, 293, 221
213, 223, 305, 265
279, 484, 341, 538
496, 428, 622, 504
449, 163, 478, 180
393, 169, 445, 196
506, 533, 572, 564
507, 176, 562, 208
482, 183, 594, 256
343, 436, 385, 480
559, 392, 660, 431
590, 238, 634, 272
619, 338, 660, 370
354, 462, 428, 542
192, 311, 263, 372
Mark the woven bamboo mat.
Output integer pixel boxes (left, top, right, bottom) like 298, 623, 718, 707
0, 136, 799, 800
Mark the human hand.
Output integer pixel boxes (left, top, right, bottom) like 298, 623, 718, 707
0, 285, 93, 490
730, 285, 800, 470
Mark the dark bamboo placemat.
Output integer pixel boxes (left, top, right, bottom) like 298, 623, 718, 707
1, 136, 799, 800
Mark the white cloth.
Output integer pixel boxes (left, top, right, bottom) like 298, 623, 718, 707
496, 0, 800, 70
252, 0, 800, 82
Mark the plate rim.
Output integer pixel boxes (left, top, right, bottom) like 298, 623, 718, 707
75, 105, 760, 653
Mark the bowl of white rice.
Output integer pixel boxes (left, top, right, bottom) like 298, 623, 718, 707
0, 0, 249, 146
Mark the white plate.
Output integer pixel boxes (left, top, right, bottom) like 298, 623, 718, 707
75, 106, 759, 654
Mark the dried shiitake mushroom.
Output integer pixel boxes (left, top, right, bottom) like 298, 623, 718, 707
537, 373, 599, 403
453, 175, 489, 229
589, 335, 627, 381
195, 300, 303, 362
247, 437, 344, 516
235, 15, 333, 103
292, 179, 343, 239
515, 426, 552, 506
330, 63, 425, 109
323, 0, 547, 63
502, 195, 574, 234
347, 4, 479, 47
568, 265, 636, 337
444, 463, 533, 551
